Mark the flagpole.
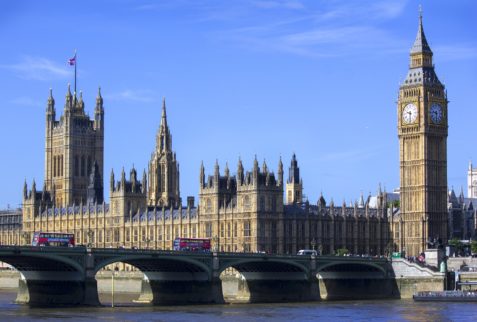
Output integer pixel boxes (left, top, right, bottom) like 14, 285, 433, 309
74, 49, 77, 95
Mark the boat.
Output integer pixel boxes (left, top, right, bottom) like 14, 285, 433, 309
413, 291, 477, 302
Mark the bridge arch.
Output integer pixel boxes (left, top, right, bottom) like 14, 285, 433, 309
93, 255, 211, 276
0, 253, 84, 274
93, 253, 219, 305
316, 260, 391, 300
218, 257, 317, 303
219, 258, 310, 276
317, 261, 386, 275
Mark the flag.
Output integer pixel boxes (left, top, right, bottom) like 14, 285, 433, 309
68, 55, 76, 66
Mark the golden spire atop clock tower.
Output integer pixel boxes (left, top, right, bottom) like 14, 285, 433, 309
397, 9, 448, 256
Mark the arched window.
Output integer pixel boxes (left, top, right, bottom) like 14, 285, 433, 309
74, 155, 79, 176
272, 196, 277, 212
81, 156, 86, 176
243, 195, 251, 210
206, 198, 212, 212
260, 196, 265, 211
87, 156, 92, 175
53, 156, 57, 177
244, 220, 251, 237
60, 155, 63, 176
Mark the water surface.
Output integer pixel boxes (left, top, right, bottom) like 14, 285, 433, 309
0, 290, 475, 321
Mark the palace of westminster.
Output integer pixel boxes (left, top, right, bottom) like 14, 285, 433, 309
1, 14, 476, 257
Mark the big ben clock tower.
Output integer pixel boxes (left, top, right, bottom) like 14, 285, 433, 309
397, 11, 448, 256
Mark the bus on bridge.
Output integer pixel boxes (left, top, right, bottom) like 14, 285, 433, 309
173, 237, 211, 251
31, 232, 75, 247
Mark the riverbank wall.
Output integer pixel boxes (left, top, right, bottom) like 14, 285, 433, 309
391, 259, 445, 298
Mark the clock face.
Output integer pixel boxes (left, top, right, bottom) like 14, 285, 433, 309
402, 103, 418, 124
430, 103, 443, 124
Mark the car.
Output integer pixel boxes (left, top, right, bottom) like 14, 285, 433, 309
297, 249, 318, 256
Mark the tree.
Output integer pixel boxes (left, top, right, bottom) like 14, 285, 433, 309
449, 238, 463, 256
471, 240, 477, 255
336, 248, 349, 256
387, 200, 400, 209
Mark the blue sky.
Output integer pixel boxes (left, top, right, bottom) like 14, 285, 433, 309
1, 0, 476, 209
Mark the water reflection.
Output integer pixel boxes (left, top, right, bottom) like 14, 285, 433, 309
0, 290, 476, 322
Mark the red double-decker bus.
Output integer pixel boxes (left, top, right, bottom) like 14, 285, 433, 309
32, 232, 75, 247
173, 238, 211, 252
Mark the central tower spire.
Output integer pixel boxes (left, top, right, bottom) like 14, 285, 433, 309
156, 97, 172, 153
148, 97, 180, 208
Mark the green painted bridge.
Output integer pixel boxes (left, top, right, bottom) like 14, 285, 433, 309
0, 246, 399, 306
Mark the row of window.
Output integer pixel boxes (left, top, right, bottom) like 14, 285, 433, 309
52, 155, 64, 177
204, 221, 251, 238
74, 155, 93, 177
204, 195, 278, 212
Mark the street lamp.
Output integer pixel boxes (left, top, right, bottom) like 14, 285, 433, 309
146, 238, 151, 249
22, 232, 29, 246
311, 238, 316, 251
87, 229, 94, 248
111, 265, 119, 308
213, 235, 219, 253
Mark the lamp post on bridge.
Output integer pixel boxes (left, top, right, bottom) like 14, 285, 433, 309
22, 232, 29, 246
311, 238, 316, 251
87, 229, 94, 248
111, 264, 119, 308
213, 235, 219, 253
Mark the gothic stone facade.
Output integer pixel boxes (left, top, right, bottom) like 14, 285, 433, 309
395, 13, 448, 256
13, 85, 391, 254
1, 12, 457, 257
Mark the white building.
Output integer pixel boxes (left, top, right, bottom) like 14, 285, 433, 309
468, 161, 477, 198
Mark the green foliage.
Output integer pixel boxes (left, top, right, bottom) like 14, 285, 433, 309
449, 238, 463, 249
471, 240, 477, 254
387, 200, 400, 208
336, 248, 349, 256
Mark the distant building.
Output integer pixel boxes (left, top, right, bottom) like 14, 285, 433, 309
0, 208, 22, 245
468, 161, 477, 198
448, 187, 476, 240
368, 188, 400, 209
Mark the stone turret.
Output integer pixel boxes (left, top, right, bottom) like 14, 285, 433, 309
286, 154, 303, 205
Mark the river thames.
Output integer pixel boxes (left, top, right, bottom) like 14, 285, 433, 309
0, 291, 476, 322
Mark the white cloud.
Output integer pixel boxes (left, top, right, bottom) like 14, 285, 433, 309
207, 0, 410, 58
251, 1, 304, 10
433, 44, 477, 61
9, 96, 42, 108
0, 56, 70, 81
317, 147, 382, 163
104, 89, 157, 103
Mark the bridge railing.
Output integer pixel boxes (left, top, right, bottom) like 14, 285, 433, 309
0, 246, 390, 263
0, 245, 87, 253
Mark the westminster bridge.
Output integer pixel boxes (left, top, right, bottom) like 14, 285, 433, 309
0, 246, 400, 306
